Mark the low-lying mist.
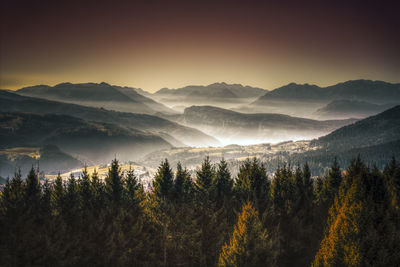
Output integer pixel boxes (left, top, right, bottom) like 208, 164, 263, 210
188, 125, 334, 146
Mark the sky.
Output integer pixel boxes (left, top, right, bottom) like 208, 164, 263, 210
1, 0, 400, 92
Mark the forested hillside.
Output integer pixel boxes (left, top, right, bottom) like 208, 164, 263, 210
1, 156, 399, 266
314, 105, 400, 150
0, 90, 219, 147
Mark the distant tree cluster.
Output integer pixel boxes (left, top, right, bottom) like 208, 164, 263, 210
1, 156, 399, 266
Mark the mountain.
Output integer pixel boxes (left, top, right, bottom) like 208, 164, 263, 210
153, 82, 268, 110
254, 80, 400, 104
113, 86, 176, 114
313, 105, 400, 151
0, 145, 83, 178
0, 90, 219, 147
314, 99, 398, 119
131, 87, 154, 98
0, 112, 172, 163
249, 80, 400, 118
155, 82, 267, 98
163, 105, 356, 145
17, 82, 175, 114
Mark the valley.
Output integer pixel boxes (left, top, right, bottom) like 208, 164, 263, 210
1, 79, 399, 181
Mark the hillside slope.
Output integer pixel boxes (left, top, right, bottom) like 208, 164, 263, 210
313, 105, 400, 150
0, 145, 83, 178
0, 112, 172, 163
0, 90, 219, 147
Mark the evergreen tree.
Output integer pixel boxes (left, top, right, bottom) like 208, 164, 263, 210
234, 158, 269, 214
152, 159, 174, 201
196, 156, 216, 200
0, 170, 25, 216
25, 166, 41, 211
79, 166, 92, 209
105, 159, 123, 204
313, 160, 400, 266
174, 162, 193, 202
174, 162, 185, 201
302, 162, 314, 202
212, 159, 233, 209
64, 174, 79, 218
124, 165, 143, 209
90, 169, 105, 210
41, 180, 52, 214
51, 173, 64, 214
218, 202, 270, 267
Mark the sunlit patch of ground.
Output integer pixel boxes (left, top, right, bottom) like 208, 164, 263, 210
0, 147, 41, 160
45, 163, 157, 189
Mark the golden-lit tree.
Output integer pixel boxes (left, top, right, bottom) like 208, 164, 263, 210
218, 202, 270, 267
313, 161, 400, 267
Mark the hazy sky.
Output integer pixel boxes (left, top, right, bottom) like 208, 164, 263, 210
1, 0, 399, 92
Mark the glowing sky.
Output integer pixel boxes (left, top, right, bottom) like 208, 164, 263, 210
1, 0, 399, 91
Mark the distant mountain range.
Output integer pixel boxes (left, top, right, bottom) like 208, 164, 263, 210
162, 105, 357, 145
314, 100, 398, 119
245, 80, 400, 118
155, 82, 267, 98
0, 90, 219, 147
152, 82, 268, 110
17, 82, 176, 114
253, 80, 400, 105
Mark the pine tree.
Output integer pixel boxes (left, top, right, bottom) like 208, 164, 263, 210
383, 157, 400, 210
235, 159, 252, 194
313, 159, 400, 266
174, 162, 193, 202
0, 170, 25, 216
213, 159, 233, 209
90, 169, 104, 210
124, 165, 143, 209
79, 166, 92, 209
174, 162, 185, 201
302, 162, 314, 203
152, 159, 174, 201
196, 156, 216, 200
51, 173, 64, 214
234, 158, 269, 214
25, 166, 41, 211
64, 174, 79, 216
41, 180, 52, 214
105, 159, 123, 204
218, 202, 270, 267
326, 158, 342, 193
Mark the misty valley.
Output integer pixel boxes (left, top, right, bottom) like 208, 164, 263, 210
1, 80, 400, 266
1, 80, 400, 180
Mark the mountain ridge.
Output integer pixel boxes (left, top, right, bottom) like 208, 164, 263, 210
0, 90, 220, 147
313, 105, 400, 150
154, 82, 268, 98
254, 79, 400, 105
17, 82, 175, 114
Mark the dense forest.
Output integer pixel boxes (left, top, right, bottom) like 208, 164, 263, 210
1, 156, 399, 266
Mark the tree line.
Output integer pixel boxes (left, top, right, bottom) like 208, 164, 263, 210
0, 156, 399, 266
